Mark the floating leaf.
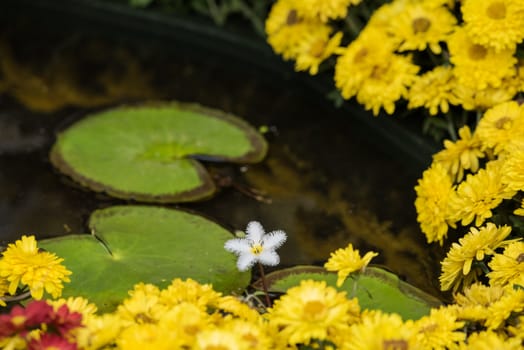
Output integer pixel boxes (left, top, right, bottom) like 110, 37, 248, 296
40, 205, 250, 312
50, 102, 267, 202
255, 266, 441, 320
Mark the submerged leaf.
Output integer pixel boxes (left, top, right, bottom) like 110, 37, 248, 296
39, 205, 250, 312
50, 102, 267, 202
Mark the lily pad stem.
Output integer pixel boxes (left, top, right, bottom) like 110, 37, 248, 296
0, 290, 32, 303
258, 262, 272, 307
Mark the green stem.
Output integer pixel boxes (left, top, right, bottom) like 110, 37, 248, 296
258, 262, 272, 307
445, 113, 457, 141
0, 290, 31, 303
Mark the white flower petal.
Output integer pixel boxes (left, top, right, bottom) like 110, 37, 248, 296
237, 253, 257, 271
245, 221, 265, 242
262, 230, 287, 250
257, 250, 280, 266
224, 239, 250, 254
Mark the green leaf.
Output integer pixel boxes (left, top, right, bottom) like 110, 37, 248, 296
50, 102, 267, 203
255, 266, 441, 320
40, 205, 250, 312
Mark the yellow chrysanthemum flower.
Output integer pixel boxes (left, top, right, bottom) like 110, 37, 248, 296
460, 330, 523, 349
475, 101, 524, 155
215, 295, 261, 323
265, 0, 299, 36
324, 243, 378, 287
157, 302, 212, 347
266, 280, 360, 346
265, 1, 310, 61
0, 278, 9, 306
0, 235, 72, 300
334, 27, 397, 101
345, 310, 417, 350
335, 25, 420, 115
448, 161, 516, 227
462, 0, 524, 52
484, 287, 524, 329
501, 146, 524, 192
433, 125, 484, 182
293, 0, 360, 22
366, 0, 404, 31
455, 283, 524, 330
77, 313, 123, 350
413, 307, 466, 349
222, 318, 273, 349
440, 223, 514, 292
195, 328, 249, 350
387, 2, 457, 54
488, 241, 524, 287
159, 278, 222, 311
453, 76, 519, 111
294, 28, 344, 75
49, 296, 98, 321
355, 53, 420, 116
117, 323, 180, 350
448, 27, 517, 90
454, 283, 504, 322
414, 163, 455, 245
117, 287, 165, 326
408, 66, 459, 115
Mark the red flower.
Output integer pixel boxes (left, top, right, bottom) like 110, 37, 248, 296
24, 300, 54, 327
50, 305, 83, 336
0, 301, 53, 338
27, 333, 77, 350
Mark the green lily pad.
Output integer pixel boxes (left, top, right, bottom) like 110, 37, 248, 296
39, 205, 250, 312
50, 102, 268, 202
256, 266, 442, 320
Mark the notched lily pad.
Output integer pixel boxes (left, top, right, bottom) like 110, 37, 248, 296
39, 205, 250, 312
50, 102, 268, 202
255, 266, 442, 320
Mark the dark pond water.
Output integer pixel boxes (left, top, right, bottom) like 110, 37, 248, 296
0, 7, 445, 298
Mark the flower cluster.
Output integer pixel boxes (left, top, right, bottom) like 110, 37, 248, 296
2, 234, 524, 348
0, 235, 72, 304
0, 299, 83, 349
265, 0, 524, 136
4, 278, 524, 349
415, 101, 524, 293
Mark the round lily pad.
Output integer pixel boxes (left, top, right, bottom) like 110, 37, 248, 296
254, 266, 442, 320
50, 102, 268, 202
39, 205, 250, 312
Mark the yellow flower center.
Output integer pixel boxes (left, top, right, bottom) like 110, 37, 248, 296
495, 116, 511, 129
286, 9, 299, 25
353, 48, 368, 64
203, 346, 228, 350
468, 44, 488, 61
12, 315, 26, 326
486, 1, 506, 20
383, 339, 409, 350
371, 65, 388, 79
412, 17, 431, 34
250, 244, 263, 255
309, 39, 326, 58
303, 300, 326, 320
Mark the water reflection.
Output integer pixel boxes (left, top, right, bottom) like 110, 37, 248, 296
0, 16, 445, 297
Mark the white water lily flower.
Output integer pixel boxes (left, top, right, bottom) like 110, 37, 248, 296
224, 221, 287, 271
